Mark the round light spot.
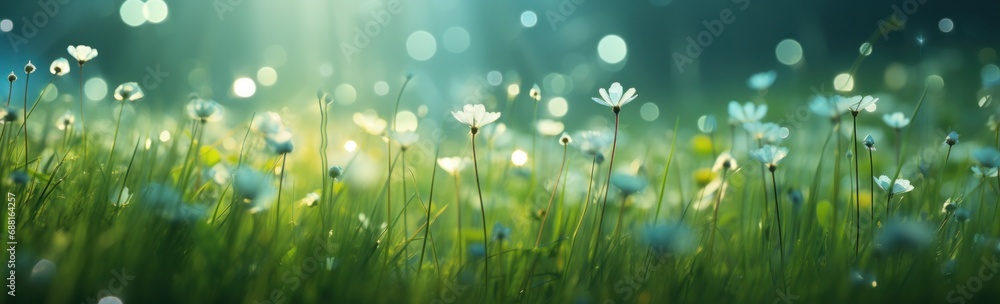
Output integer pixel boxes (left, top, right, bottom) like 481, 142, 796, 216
98, 296, 123, 304
374, 81, 389, 96
833, 73, 854, 92
418, 105, 428, 117
640, 103, 660, 121
233, 77, 256, 98
0, 19, 12, 32
884, 63, 908, 90
938, 18, 954, 33
334, 84, 357, 105
487, 71, 502, 86
406, 31, 437, 61
257, 67, 277, 86
520, 11, 537, 28
597, 35, 627, 64
142, 0, 169, 24
926, 75, 945, 92
507, 84, 520, 97
159, 130, 171, 142
982, 64, 1000, 86
442, 26, 470, 53
775, 39, 803, 65
84, 78, 108, 101
345, 140, 358, 152
547, 97, 568, 117
859, 42, 873, 56
120, 0, 146, 27
319, 63, 333, 77
511, 149, 528, 166
543, 73, 573, 95
395, 111, 419, 132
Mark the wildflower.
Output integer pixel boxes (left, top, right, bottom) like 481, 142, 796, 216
610, 172, 647, 196
5, 171, 29, 186
468, 243, 486, 259
559, 133, 572, 146
265, 129, 294, 154
742, 122, 788, 143
186, 98, 225, 123
7, 72, 15, 83
391, 131, 420, 149
591, 82, 638, 111
536, 119, 564, 136
232, 167, 277, 213
24, 61, 35, 74
491, 222, 511, 242
712, 152, 737, 172
750, 145, 789, 171
529, 84, 541, 101
809, 95, 851, 122
972, 148, 1000, 168
138, 183, 206, 221
944, 131, 959, 146
0, 106, 19, 124
50, 58, 70, 76
352, 111, 387, 135
451, 104, 501, 134
253, 111, 286, 135
747, 70, 777, 91
697, 115, 717, 133
67, 45, 98, 65
728, 101, 767, 125
873, 175, 915, 195
437, 157, 470, 176
113, 82, 144, 102
110, 187, 131, 207
882, 112, 910, 128
942, 200, 957, 213
301, 192, 321, 207
575, 130, 612, 156
840, 95, 879, 114
954, 208, 971, 223
328, 166, 344, 180
56, 111, 75, 131
641, 222, 695, 256
972, 165, 999, 178
864, 134, 876, 151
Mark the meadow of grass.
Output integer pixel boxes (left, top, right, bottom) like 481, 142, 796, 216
3, 39, 1000, 304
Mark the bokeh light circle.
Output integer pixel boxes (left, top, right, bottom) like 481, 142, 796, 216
395, 111, 419, 132
442, 27, 471, 53
520, 11, 538, 28
334, 84, 357, 105
833, 73, 854, 92
233, 77, 256, 98
547, 97, 568, 117
597, 35, 628, 64
938, 18, 954, 33
257, 67, 277, 86
84, 78, 108, 101
406, 31, 437, 61
120, 0, 146, 27
640, 103, 660, 121
0, 19, 12, 32
143, 0, 169, 24
374, 81, 390, 96
859, 42, 873, 56
487, 71, 503, 86
775, 39, 803, 65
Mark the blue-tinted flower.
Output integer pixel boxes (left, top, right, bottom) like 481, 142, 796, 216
747, 70, 777, 90
491, 222, 511, 242
944, 131, 959, 146
864, 134, 875, 151
750, 145, 789, 168
809, 95, 852, 121
641, 222, 695, 256
138, 183, 206, 221
876, 219, 933, 253
972, 148, 1000, 168
728, 101, 767, 124
591, 82, 637, 109
113, 82, 144, 102
839, 95, 878, 113
575, 130, 612, 156
954, 208, 971, 223
874, 175, 914, 195
610, 172, 647, 196
5, 171, 29, 186
328, 166, 344, 180
972, 165, 999, 178
0, 106, 19, 124
186, 98, 224, 122
67, 45, 98, 64
882, 112, 910, 128
742, 122, 788, 143
232, 167, 277, 213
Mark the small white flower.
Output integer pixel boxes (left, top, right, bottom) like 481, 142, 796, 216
591, 82, 637, 109
451, 104, 501, 132
529, 84, 541, 101
972, 165, 998, 178
437, 157, 470, 175
576, 130, 612, 156
728, 101, 767, 125
750, 145, 789, 168
559, 133, 572, 146
67, 45, 98, 64
973, 148, 1000, 168
839, 95, 879, 113
49, 58, 70, 76
187, 98, 224, 122
809, 95, 851, 120
56, 111, 75, 131
300, 192, 321, 207
747, 70, 777, 91
113, 82, 144, 102
536, 119, 564, 136
253, 111, 286, 135
352, 111, 387, 135
743, 122, 788, 143
391, 131, 420, 148
712, 152, 737, 172
110, 187, 131, 207
882, 112, 911, 128
24, 61, 35, 74
874, 175, 915, 195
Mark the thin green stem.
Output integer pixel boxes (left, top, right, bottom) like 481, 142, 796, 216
536, 144, 568, 247
851, 113, 860, 258
593, 110, 620, 257
470, 131, 490, 293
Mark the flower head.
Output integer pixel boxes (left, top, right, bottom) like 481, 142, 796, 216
973, 148, 1000, 168
864, 134, 876, 151
747, 70, 777, 91
809, 95, 851, 121
265, 129, 294, 155
110, 187, 131, 207
882, 112, 910, 128
328, 166, 344, 180
529, 84, 541, 102
559, 133, 572, 146
942, 200, 958, 213
876, 219, 933, 253
840, 95, 878, 114
972, 165, 999, 178
57, 111, 75, 131
575, 130, 611, 156
0, 106, 20, 124
50, 58, 70, 76
610, 172, 647, 196
232, 167, 277, 213
67, 45, 98, 65
352, 111, 387, 135
7, 72, 15, 83
186, 98, 225, 123
113, 82, 144, 102
253, 111, 286, 135
944, 131, 959, 146
743, 122, 788, 144
437, 157, 470, 176
591, 82, 637, 110
712, 152, 737, 172
641, 222, 695, 256
728, 101, 767, 125
5, 171, 29, 186
451, 104, 500, 133
391, 131, 420, 149
24, 61, 35, 74
138, 183, 206, 221
874, 175, 915, 195
491, 222, 511, 242
750, 145, 789, 170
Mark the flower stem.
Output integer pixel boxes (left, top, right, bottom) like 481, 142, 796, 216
536, 144, 568, 247
470, 131, 490, 292
851, 113, 860, 258
417, 144, 440, 278
454, 174, 463, 266
770, 169, 785, 266
708, 170, 728, 259
868, 149, 874, 234
594, 110, 620, 258
274, 153, 288, 238
22, 72, 29, 169
572, 155, 598, 240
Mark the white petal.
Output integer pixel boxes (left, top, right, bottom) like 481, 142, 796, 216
599, 88, 611, 106
619, 87, 637, 106
452, 111, 470, 126
608, 83, 623, 104
592, 97, 612, 107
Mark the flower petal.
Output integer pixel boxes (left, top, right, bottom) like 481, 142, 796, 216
619, 87, 637, 106
608, 83, 623, 104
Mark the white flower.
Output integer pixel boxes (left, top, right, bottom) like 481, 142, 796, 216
24, 61, 35, 74
874, 175, 915, 195
391, 131, 420, 148
265, 128, 294, 154
437, 157, 470, 175
352, 111, 387, 135
610, 172, 647, 195
451, 104, 501, 131
56, 111, 75, 131
67, 45, 98, 64
110, 187, 131, 207
576, 130, 612, 156
49, 58, 70, 76
742, 122, 788, 143
253, 111, 286, 135
747, 70, 776, 91
973, 148, 1000, 168
113, 82, 144, 102
591, 82, 637, 109
712, 152, 737, 172
839, 95, 878, 113
809, 95, 851, 120
233, 167, 277, 212
559, 133, 572, 146
300, 192, 321, 207
972, 166, 998, 178
728, 101, 767, 124
882, 112, 911, 128
186, 98, 224, 122
529, 84, 541, 101
536, 119, 564, 136
750, 145, 789, 168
